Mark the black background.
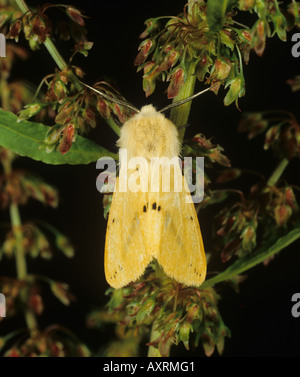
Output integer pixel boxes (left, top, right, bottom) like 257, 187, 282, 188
1, 0, 300, 357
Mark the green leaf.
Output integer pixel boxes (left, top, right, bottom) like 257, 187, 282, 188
207, 0, 238, 32
202, 227, 300, 288
0, 109, 117, 165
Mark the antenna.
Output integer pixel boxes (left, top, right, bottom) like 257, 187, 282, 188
79, 81, 140, 114
159, 86, 213, 113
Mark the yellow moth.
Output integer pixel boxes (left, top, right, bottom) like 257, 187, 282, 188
82, 82, 209, 289
104, 105, 206, 288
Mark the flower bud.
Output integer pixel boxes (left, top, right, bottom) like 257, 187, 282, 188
134, 39, 155, 66
158, 49, 179, 72
66, 7, 85, 26
179, 322, 193, 350
17, 103, 43, 121
273, 11, 287, 41
58, 124, 75, 155
139, 18, 159, 39
142, 61, 160, 97
44, 125, 64, 145
252, 20, 268, 56
224, 76, 245, 107
7, 19, 22, 42
241, 225, 256, 252
97, 98, 111, 119
285, 187, 297, 209
274, 205, 292, 226
167, 67, 186, 99
29, 293, 44, 315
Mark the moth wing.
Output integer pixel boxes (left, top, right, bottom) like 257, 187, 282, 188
155, 173, 206, 287
104, 177, 152, 288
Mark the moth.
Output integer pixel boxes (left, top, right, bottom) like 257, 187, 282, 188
83, 82, 210, 288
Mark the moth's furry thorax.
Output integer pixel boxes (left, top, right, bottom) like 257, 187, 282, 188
117, 105, 180, 160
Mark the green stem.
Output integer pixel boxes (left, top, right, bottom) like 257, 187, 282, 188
9, 203, 38, 335
170, 61, 197, 141
202, 227, 300, 288
267, 158, 289, 187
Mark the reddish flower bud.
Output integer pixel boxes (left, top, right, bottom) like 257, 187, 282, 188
134, 39, 154, 66
66, 7, 85, 26
139, 18, 159, 39
55, 101, 74, 125
58, 124, 75, 155
252, 20, 268, 56
7, 19, 22, 41
167, 67, 186, 99
29, 294, 44, 315
213, 58, 232, 81
31, 15, 50, 43
84, 107, 97, 128
241, 30, 252, 43
274, 205, 292, 226
97, 98, 111, 119
285, 187, 297, 209
142, 61, 160, 97
158, 49, 179, 71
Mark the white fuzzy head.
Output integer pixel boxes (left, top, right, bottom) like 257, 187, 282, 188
117, 105, 180, 161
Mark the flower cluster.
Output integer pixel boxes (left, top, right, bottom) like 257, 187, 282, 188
87, 263, 230, 357
0, 324, 90, 357
238, 111, 300, 161
5, 3, 87, 49
134, 0, 295, 106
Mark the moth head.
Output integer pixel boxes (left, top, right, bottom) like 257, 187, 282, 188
117, 104, 180, 160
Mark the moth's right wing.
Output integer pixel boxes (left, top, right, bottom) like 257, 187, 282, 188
104, 177, 152, 288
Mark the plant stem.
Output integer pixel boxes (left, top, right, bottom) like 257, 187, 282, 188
9, 202, 38, 335
170, 61, 197, 141
267, 158, 289, 186
9, 200, 38, 335
202, 227, 300, 288
2, 149, 38, 335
